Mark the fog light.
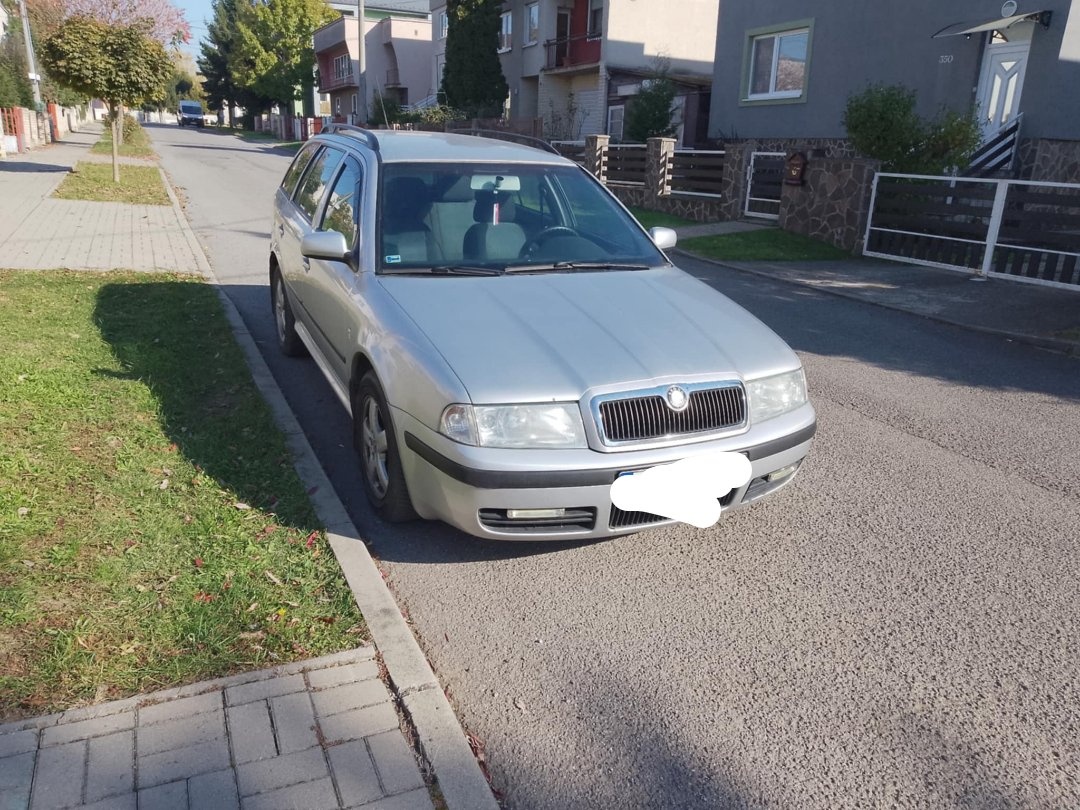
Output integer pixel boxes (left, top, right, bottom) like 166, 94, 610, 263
506, 508, 566, 520
767, 463, 799, 483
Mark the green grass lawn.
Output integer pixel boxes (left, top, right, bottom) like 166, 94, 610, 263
90, 124, 155, 159
628, 207, 697, 230
680, 228, 852, 262
0, 271, 363, 719
54, 163, 171, 206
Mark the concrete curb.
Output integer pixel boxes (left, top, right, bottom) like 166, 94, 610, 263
160, 171, 499, 810
674, 248, 1080, 359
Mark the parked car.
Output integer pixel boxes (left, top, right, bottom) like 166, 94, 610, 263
269, 127, 816, 540
177, 100, 204, 127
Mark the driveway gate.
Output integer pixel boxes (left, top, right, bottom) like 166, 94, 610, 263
744, 152, 785, 219
864, 172, 1080, 290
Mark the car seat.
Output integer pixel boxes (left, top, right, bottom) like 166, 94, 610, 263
383, 177, 443, 264
462, 190, 527, 263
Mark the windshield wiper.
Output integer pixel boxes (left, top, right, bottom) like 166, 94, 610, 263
504, 261, 652, 274
382, 264, 504, 276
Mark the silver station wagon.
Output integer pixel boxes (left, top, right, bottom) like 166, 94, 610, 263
269, 126, 815, 540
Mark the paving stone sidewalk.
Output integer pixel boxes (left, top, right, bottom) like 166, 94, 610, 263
0, 648, 434, 810
0, 124, 204, 273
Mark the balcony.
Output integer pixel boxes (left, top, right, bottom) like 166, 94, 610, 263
321, 70, 356, 93
544, 33, 601, 71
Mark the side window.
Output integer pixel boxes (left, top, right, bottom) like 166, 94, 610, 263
281, 142, 320, 198
295, 147, 344, 222
319, 158, 362, 248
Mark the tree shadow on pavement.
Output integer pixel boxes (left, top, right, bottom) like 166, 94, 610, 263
0, 162, 71, 173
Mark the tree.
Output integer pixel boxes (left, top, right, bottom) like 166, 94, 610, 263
40, 17, 171, 181
198, 0, 271, 128
0, 18, 35, 108
625, 62, 676, 143
441, 0, 508, 118
64, 0, 189, 45
843, 83, 982, 174
231, 0, 335, 116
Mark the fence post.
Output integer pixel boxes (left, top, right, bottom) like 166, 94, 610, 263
646, 137, 675, 203
977, 179, 1010, 281
585, 133, 609, 183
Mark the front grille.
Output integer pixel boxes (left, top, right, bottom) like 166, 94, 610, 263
478, 507, 596, 533
609, 490, 738, 529
598, 384, 746, 444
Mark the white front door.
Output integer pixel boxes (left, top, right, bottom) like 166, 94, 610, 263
976, 40, 1030, 139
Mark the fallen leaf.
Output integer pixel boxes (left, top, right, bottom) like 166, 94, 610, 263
304, 531, 318, 549
193, 557, 203, 568
238, 631, 265, 641
246, 602, 259, 613
264, 570, 283, 586
194, 592, 215, 603
315, 616, 336, 624
158, 479, 168, 490
70, 446, 82, 452
17, 507, 29, 518
167, 443, 178, 452
161, 468, 172, 477
234, 502, 251, 511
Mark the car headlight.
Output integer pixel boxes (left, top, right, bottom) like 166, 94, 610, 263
439, 403, 587, 448
747, 368, 808, 423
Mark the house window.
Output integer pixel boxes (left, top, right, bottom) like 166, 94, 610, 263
499, 11, 512, 52
587, 0, 602, 39
439, 11, 448, 39
333, 54, 352, 83
607, 104, 624, 142
746, 27, 809, 100
524, 2, 539, 46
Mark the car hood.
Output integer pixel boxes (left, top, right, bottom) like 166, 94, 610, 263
378, 266, 800, 404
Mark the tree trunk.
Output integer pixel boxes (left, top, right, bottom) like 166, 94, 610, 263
117, 103, 125, 146
112, 115, 120, 183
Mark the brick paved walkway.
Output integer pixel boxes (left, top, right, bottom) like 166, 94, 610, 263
0, 124, 205, 273
0, 649, 434, 810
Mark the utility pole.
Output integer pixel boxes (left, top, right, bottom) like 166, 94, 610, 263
16, 0, 43, 110
355, 0, 367, 123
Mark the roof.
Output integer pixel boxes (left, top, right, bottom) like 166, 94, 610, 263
320, 130, 572, 165
328, 0, 429, 15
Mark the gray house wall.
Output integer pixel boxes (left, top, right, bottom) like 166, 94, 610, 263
708, 0, 1079, 143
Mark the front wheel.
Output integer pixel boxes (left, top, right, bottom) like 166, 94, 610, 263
353, 373, 416, 523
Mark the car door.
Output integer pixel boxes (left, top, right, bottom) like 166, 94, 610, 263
301, 155, 365, 384
280, 146, 344, 349
274, 141, 320, 290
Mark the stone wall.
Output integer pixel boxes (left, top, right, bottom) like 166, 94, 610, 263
609, 186, 727, 222
1016, 138, 1080, 184
779, 157, 880, 253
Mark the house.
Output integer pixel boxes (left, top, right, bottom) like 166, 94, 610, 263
429, 0, 719, 145
707, 0, 1080, 181
314, 0, 434, 123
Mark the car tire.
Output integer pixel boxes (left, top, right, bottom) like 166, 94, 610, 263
270, 269, 307, 357
354, 372, 417, 523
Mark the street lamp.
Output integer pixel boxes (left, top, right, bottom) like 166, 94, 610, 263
17, 0, 43, 110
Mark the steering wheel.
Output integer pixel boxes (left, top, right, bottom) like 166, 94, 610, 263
520, 226, 579, 257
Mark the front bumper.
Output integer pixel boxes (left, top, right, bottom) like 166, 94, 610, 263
396, 406, 816, 541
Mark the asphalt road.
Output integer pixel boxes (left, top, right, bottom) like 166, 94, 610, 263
151, 124, 1080, 809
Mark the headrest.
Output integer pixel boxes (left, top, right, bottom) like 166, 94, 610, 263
472, 190, 516, 224
384, 177, 432, 223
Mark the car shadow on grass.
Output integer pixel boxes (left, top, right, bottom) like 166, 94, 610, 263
93, 278, 320, 533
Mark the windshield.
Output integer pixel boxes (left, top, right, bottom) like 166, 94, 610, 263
377, 162, 667, 274
180, 102, 202, 113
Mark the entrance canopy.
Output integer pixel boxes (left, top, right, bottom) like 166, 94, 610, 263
932, 10, 1051, 38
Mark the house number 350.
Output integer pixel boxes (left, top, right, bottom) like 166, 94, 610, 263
939, 55, 954, 63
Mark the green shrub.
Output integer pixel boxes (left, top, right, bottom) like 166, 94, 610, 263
843, 83, 982, 174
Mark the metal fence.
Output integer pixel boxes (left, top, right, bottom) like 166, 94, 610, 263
744, 152, 785, 219
864, 172, 1080, 289
669, 149, 725, 198
606, 144, 647, 186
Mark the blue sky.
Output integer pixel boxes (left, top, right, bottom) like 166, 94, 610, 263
176, 0, 215, 61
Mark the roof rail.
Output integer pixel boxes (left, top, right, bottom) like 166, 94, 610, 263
321, 123, 380, 152
447, 128, 560, 155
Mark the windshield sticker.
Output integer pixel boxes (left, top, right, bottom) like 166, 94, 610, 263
385, 255, 402, 264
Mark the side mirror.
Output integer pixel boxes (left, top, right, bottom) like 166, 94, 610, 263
649, 226, 678, 250
301, 230, 351, 262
